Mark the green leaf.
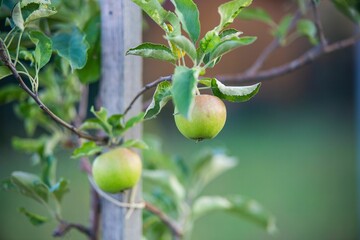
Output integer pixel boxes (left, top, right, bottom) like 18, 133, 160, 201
189, 150, 237, 198
90, 106, 112, 134
0, 178, 16, 191
52, 27, 89, 70
208, 36, 257, 63
122, 139, 149, 150
273, 14, 293, 44
125, 112, 145, 130
297, 19, 318, 45
199, 30, 221, 54
41, 154, 56, 187
29, 31, 52, 69
216, 0, 253, 32
192, 195, 277, 234
211, 79, 261, 102
12, 137, 46, 153
219, 28, 242, 40
167, 35, 197, 61
11, 171, 49, 203
72, 141, 102, 159
126, 43, 176, 63
144, 81, 172, 119
50, 178, 69, 202
170, 0, 200, 42
143, 170, 185, 203
80, 118, 106, 132
331, 0, 360, 24
237, 7, 274, 26
12, 3, 24, 30
171, 66, 197, 118
132, 0, 181, 35
18, 207, 48, 226
24, 6, 56, 25
0, 66, 12, 80
21, 0, 51, 7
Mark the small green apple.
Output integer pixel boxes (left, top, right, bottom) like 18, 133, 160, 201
174, 94, 226, 141
92, 147, 142, 193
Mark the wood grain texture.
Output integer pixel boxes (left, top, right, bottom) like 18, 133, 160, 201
99, 0, 142, 239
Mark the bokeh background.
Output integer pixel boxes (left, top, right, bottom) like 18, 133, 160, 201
0, 0, 358, 239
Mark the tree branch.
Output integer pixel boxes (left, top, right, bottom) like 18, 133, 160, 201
311, 0, 327, 46
217, 34, 360, 83
144, 202, 183, 238
53, 220, 92, 238
123, 75, 172, 115
0, 40, 107, 145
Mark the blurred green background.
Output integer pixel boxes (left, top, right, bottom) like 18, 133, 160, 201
0, 0, 358, 239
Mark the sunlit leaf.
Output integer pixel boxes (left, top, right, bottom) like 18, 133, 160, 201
24, 7, 56, 25
72, 141, 102, 159
216, 0, 253, 32
170, 0, 200, 42
21, 0, 51, 7
0, 66, 12, 80
143, 170, 185, 203
211, 79, 261, 102
29, 31, 52, 69
192, 195, 277, 234
144, 81, 172, 119
166, 35, 197, 61
126, 43, 176, 63
122, 139, 149, 149
12, 3, 24, 30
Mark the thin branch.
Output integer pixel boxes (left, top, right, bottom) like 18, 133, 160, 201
144, 202, 183, 238
311, 0, 327, 46
244, 2, 306, 76
0, 40, 107, 145
123, 75, 172, 115
217, 34, 360, 83
53, 220, 92, 238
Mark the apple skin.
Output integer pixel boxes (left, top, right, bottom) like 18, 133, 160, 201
174, 94, 226, 141
92, 147, 142, 193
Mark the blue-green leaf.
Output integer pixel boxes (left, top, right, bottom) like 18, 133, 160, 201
192, 195, 277, 234
144, 81, 172, 119
126, 43, 176, 63
50, 178, 69, 202
216, 0, 253, 32
52, 27, 89, 70
211, 79, 261, 102
171, 66, 197, 118
29, 31, 52, 69
170, 0, 200, 42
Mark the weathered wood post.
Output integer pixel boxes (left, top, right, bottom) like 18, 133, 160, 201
99, 0, 142, 239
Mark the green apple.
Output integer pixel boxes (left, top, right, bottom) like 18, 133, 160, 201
92, 147, 142, 193
174, 94, 226, 141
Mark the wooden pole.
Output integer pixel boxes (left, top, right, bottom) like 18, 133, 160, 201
99, 0, 142, 239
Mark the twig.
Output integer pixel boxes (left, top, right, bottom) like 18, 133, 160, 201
0, 40, 107, 145
144, 202, 183, 238
53, 220, 92, 238
123, 75, 172, 115
311, 0, 327, 46
244, 2, 306, 76
217, 34, 360, 83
